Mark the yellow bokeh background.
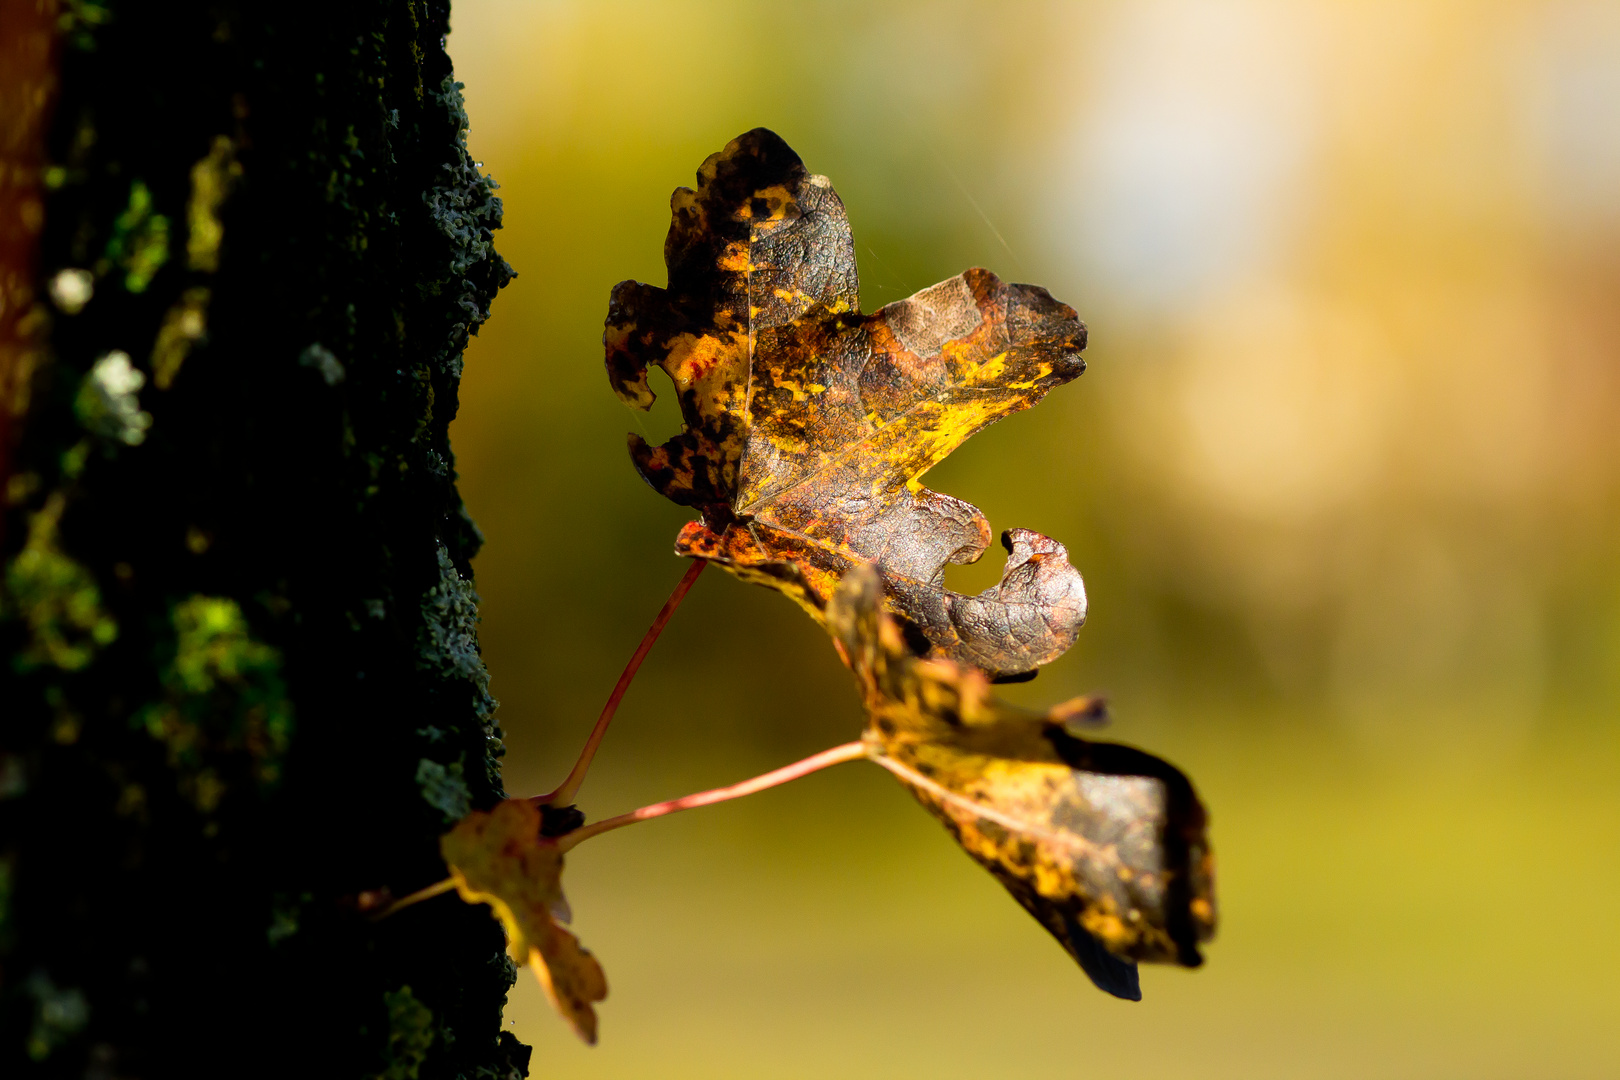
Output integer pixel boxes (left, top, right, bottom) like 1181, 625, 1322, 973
444, 2, 1620, 1076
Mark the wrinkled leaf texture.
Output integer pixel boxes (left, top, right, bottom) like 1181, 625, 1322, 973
606, 129, 1089, 680
831, 566, 1216, 1000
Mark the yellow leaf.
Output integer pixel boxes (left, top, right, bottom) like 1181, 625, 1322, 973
606, 129, 1089, 680
831, 566, 1216, 1000
440, 799, 608, 1043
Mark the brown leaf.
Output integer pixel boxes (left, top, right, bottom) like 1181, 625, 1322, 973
440, 799, 608, 1043
830, 566, 1216, 1000
606, 128, 1089, 679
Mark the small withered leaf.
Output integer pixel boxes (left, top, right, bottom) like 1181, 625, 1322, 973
440, 799, 608, 1043
606, 128, 1089, 679
830, 566, 1216, 1000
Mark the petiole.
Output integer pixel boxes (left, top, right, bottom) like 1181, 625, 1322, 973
539, 559, 706, 807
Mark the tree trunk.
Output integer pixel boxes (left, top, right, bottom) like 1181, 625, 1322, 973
0, 2, 525, 1076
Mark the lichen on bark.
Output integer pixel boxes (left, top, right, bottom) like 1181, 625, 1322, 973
0, 2, 525, 1076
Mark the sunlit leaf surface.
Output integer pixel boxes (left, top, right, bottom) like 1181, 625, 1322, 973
831, 565, 1216, 1000
606, 129, 1090, 679
441, 799, 608, 1043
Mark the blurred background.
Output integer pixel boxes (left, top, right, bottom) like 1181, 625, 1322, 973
444, 2, 1620, 1076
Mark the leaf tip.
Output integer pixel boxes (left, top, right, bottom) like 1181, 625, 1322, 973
1060, 918, 1144, 1000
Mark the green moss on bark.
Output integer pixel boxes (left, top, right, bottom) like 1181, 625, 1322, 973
0, 2, 524, 1076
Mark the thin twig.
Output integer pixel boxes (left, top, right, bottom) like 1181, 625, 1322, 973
540, 559, 707, 807
559, 741, 869, 851
371, 876, 457, 920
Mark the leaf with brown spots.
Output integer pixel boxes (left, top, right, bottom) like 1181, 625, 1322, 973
829, 565, 1216, 1000
440, 799, 608, 1043
606, 129, 1089, 680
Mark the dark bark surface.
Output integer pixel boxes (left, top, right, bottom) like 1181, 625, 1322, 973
0, 2, 524, 1076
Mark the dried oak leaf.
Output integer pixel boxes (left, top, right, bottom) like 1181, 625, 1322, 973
440, 799, 608, 1043
830, 565, 1216, 1000
606, 128, 1089, 679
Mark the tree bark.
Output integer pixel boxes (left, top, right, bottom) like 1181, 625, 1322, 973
0, 2, 525, 1076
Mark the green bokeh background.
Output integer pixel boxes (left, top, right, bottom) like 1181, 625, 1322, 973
444, 2, 1620, 1076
